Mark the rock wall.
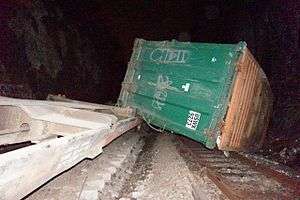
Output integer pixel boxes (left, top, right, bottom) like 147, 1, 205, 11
0, 0, 120, 102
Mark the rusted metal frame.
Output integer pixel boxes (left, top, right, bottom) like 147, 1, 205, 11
176, 137, 294, 200
205, 169, 245, 200
176, 137, 248, 200
232, 153, 300, 196
0, 117, 141, 200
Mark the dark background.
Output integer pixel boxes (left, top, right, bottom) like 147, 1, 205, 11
0, 0, 299, 166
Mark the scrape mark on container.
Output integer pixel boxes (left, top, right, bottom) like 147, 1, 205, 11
151, 75, 172, 110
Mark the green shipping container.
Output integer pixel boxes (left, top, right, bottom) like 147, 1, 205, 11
119, 39, 272, 151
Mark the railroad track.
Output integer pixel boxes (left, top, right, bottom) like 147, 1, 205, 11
176, 136, 300, 200
22, 130, 299, 200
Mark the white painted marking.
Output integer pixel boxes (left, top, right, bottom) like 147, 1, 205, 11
150, 48, 188, 63
211, 57, 217, 62
182, 83, 190, 92
185, 110, 201, 130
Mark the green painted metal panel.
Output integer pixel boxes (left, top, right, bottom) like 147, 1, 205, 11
119, 39, 246, 149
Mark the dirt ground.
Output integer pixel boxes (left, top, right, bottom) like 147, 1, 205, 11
114, 132, 225, 200
25, 128, 226, 200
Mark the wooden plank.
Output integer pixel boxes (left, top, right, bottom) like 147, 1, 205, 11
220, 48, 272, 151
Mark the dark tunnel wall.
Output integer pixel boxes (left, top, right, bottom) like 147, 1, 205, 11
0, 0, 299, 140
0, 0, 123, 102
